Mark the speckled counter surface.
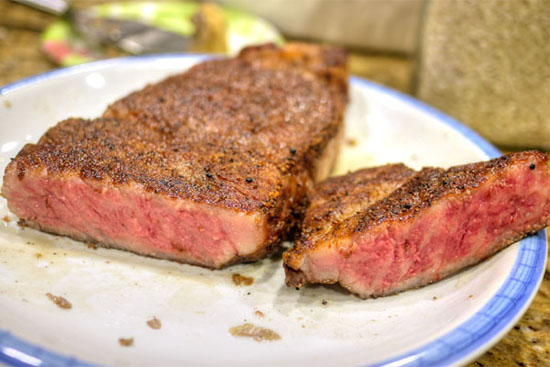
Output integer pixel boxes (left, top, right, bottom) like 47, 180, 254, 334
0, 1, 549, 366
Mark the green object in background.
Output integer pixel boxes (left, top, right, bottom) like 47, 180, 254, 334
41, 1, 284, 66
42, 21, 70, 41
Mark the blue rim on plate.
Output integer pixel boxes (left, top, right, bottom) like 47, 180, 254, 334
0, 56, 547, 367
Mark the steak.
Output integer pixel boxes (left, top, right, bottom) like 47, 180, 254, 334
284, 151, 550, 298
2, 43, 348, 269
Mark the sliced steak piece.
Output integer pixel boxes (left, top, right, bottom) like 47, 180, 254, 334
2, 43, 348, 269
284, 151, 550, 298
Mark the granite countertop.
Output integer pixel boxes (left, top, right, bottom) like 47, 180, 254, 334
0, 1, 548, 366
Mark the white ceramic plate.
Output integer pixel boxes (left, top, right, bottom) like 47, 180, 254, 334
0, 55, 546, 367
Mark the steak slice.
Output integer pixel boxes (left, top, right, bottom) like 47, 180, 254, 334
284, 151, 550, 298
2, 43, 348, 269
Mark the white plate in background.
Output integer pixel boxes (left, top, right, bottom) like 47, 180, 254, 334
0, 55, 546, 367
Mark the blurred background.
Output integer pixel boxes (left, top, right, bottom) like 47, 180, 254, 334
0, 0, 548, 365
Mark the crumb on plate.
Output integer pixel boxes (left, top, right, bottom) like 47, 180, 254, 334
229, 323, 281, 342
119, 337, 134, 347
232, 273, 254, 286
46, 293, 72, 309
147, 316, 162, 330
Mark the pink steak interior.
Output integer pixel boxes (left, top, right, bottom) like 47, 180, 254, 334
3, 169, 266, 268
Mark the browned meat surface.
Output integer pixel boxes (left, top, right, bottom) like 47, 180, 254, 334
300, 164, 417, 242
284, 151, 550, 298
2, 43, 348, 269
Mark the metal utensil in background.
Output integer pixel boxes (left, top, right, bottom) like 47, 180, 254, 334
10, 0, 68, 15
11, 0, 191, 54
69, 9, 191, 54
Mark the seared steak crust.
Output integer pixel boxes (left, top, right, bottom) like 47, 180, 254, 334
345, 152, 548, 238
3, 43, 348, 268
284, 151, 550, 297
285, 164, 416, 265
